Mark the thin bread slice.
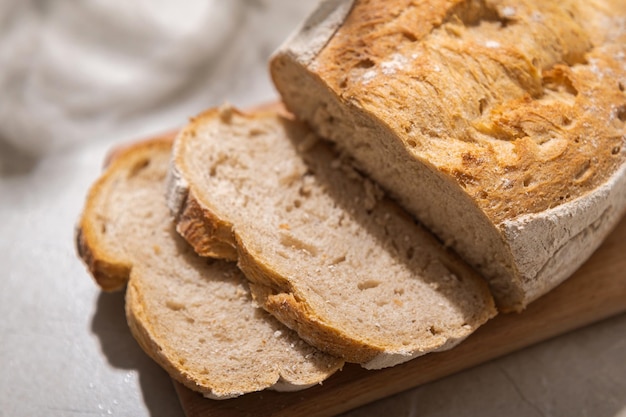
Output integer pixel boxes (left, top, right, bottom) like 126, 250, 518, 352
167, 106, 497, 369
270, 0, 626, 311
75, 137, 343, 399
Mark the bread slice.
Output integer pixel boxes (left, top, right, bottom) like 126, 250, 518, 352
167, 106, 496, 369
270, 0, 626, 311
75, 137, 343, 399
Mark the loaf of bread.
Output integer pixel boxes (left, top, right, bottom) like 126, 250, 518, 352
271, 0, 626, 311
75, 137, 343, 398
167, 106, 496, 369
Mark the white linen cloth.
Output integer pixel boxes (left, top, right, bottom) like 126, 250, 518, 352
0, 0, 314, 157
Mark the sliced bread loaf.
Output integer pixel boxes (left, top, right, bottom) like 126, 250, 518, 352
75, 137, 343, 399
167, 106, 496, 369
270, 0, 626, 311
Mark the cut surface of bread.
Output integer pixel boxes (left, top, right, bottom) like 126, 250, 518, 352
75, 137, 343, 399
167, 107, 496, 369
271, 0, 626, 311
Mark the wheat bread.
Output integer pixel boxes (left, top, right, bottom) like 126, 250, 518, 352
167, 106, 496, 369
270, 0, 626, 311
75, 137, 343, 399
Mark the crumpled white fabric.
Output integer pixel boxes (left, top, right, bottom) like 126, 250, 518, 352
0, 0, 316, 157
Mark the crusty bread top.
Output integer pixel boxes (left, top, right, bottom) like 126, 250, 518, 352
311, 0, 626, 224
168, 106, 496, 369
76, 138, 342, 399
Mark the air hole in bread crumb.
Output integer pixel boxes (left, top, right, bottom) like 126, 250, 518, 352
128, 158, 150, 178
355, 58, 375, 69
428, 326, 441, 336
330, 255, 346, 265
279, 232, 318, 256
619, 82, 625, 92
616, 105, 626, 122
407, 139, 417, 148
293, 199, 302, 209
166, 300, 185, 311
358, 280, 381, 290
100, 223, 107, 234
523, 175, 533, 187
562, 115, 572, 126
478, 98, 488, 115
249, 128, 265, 136
401, 30, 417, 42
199, 338, 206, 344
612, 146, 621, 155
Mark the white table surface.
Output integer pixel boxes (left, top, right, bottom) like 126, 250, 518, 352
1, 1, 625, 416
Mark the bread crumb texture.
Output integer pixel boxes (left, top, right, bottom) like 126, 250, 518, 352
314, 0, 626, 224
174, 108, 495, 367
77, 138, 342, 399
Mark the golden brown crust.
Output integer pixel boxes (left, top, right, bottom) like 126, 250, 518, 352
74, 226, 131, 291
170, 107, 272, 261
264, 292, 381, 363
175, 192, 238, 261
103, 133, 178, 168
313, 0, 626, 224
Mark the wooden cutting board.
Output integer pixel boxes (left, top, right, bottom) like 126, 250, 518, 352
174, 213, 626, 417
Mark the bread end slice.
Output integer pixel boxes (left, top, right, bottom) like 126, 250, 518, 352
75, 225, 130, 291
